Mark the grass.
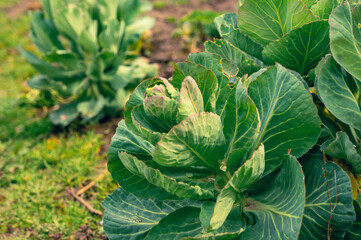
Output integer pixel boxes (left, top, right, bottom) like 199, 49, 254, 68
0, 0, 19, 8
0, 132, 117, 239
0, 2, 118, 239
151, 0, 190, 9
0, 11, 37, 99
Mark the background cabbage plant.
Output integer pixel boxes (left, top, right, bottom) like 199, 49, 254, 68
20, 0, 157, 126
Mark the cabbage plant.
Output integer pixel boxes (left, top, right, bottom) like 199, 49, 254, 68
102, 0, 361, 239
211, 1, 361, 238
102, 55, 356, 238
20, 0, 157, 126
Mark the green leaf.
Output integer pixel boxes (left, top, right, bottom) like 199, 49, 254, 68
28, 75, 68, 96
248, 64, 321, 174
79, 20, 98, 54
19, 48, 82, 79
118, 0, 142, 24
98, 0, 118, 23
173, 62, 218, 112
330, 2, 361, 82
322, 132, 361, 174
350, 0, 361, 8
102, 188, 201, 240
146, 207, 203, 240
29, 11, 62, 53
223, 81, 259, 171
225, 144, 265, 193
177, 76, 204, 122
131, 105, 163, 144
346, 196, 361, 239
205, 39, 263, 77
263, 20, 330, 76
315, 55, 361, 131
153, 112, 226, 171
53, 3, 91, 41
214, 13, 264, 60
187, 52, 236, 118
214, 12, 237, 31
209, 189, 237, 232
125, 16, 155, 47
77, 96, 105, 121
99, 20, 125, 54
108, 121, 170, 199
86, 51, 115, 81
238, 0, 318, 45
299, 153, 356, 239
302, 0, 318, 8
43, 50, 82, 70
49, 103, 79, 126
124, 79, 158, 136
310, 0, 340, 19
143, 95, 179, 132
118, 152, 214, 200
152, 203, 246, 240
210, 145, 265, 230
240, 154, 305, 239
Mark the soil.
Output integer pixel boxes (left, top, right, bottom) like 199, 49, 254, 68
72, 225, 107, 240
148, 0, 238, 78
4, 0, 42, 18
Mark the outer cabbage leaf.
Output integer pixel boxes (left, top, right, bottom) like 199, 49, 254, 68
239, 155, 305, 239
223, 81, 259, 171
346, 196, 361, 239
102, 188, 201, 240
205, 39, 264, 77
118, 152, 214, 200
146, 207, 203, 240
237, 0, 318, 45
299, 153, 356, 239
330, 2, 361, 82
310, 0, 340, 19
210, 145, 265, 230
322, 132, 361, 174
147, 203, 246, 240
214, 13, 264, 61
19, 48, 83, 79
108, 120, 171, 199
316, 55, 361, 131
263, 20, 330, 76
248, 64, 321, 174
